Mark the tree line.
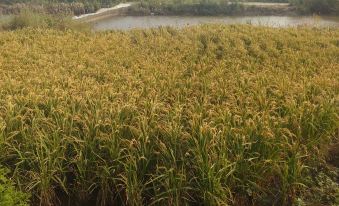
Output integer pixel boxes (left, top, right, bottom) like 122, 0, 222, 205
0, 0, 338, 15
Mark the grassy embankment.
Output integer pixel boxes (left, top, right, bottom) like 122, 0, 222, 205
124, 0, 338, 16
0, 0, 120, 15
127, 0, 339, 16
0, 25, 338, 206
0, 0, 338, 16
126, 1, 295, 16
0, 11, 90, 31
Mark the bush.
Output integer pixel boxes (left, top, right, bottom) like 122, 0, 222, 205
0, 10, 90, 32
129, 1, 245, 16
290, 0, 339, 14
0, 167, 29, 206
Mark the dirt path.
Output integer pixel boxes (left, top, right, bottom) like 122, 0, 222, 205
73, 3, 134, 20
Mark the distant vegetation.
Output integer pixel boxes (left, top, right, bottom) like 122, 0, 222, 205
131, 0, 337, 15
0, 0, 338, 15
126, 0, 291, 16
0, 10, 90, 31
0, 25, 338, 206
0, 0, 120, 15
289, 0, 339, 14
128, 1, 246, 16
0, 0, 119, 7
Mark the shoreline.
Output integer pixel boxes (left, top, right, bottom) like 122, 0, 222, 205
73, 2, 300, 22
73, 3, 133, 21
1, 2, 338, 23
72, 2, 299, 23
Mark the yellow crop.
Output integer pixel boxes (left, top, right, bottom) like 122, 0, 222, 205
0, 25, 338, 206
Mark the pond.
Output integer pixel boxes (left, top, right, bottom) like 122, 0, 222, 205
92, 15, 339, 31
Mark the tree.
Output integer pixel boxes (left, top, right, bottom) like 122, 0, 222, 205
289, 0, 338, 14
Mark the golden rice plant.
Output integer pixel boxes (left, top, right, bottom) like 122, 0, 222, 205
0, 25, 338, 206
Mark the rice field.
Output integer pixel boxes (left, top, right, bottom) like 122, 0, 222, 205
0, 25, 338, 206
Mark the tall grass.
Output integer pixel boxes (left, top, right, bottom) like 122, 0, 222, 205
0, 25, 338, 206
0, 11, 90, 32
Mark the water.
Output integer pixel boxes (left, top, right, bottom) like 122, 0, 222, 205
92, 16, 339, 31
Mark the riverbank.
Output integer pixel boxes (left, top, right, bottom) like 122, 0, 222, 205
69, 2, 298, 23
126, 2, 298, 16
0, 2, 304, 19
73, 3, 133, 22
0, 2, 91, 16
0, 11, 90, 32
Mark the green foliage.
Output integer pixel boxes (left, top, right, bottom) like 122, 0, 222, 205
245, 0, 288, 2
132, 1, 245, 16
0, 10, 90, 31
0, 0, 119, 7
289, 0, 339, 14
0, 0, 118, 15
0, 167, 29, 206
1, 0, 338, 15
